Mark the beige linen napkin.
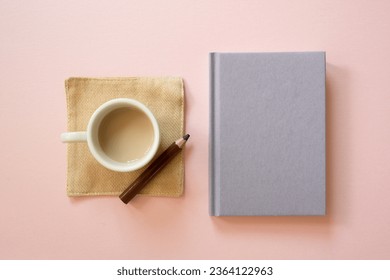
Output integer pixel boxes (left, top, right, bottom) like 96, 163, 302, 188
64, 77, 184, 196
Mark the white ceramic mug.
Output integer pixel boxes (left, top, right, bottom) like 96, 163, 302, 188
61, 98, 160, 172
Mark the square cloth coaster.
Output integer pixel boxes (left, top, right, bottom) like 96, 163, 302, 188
64, 77, 184, 196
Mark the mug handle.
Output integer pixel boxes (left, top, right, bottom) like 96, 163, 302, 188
61, 132, 87, 143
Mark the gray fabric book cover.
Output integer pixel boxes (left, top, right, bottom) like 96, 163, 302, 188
209, 52, 326, 216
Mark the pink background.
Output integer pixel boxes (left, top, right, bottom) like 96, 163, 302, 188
1, 0, 389, 259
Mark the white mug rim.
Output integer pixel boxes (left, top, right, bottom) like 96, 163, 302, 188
86, 98, 160, 172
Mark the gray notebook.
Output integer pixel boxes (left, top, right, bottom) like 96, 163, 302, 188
209, 52, 326, 216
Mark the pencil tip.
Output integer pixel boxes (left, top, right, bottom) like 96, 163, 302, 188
183, 134, 190, 141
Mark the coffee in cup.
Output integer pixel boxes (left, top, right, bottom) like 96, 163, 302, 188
98, 107, 155, 163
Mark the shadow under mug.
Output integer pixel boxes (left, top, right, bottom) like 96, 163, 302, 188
61, 98, 160, 172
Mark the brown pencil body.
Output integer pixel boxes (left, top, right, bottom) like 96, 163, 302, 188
119, 134, 189, 204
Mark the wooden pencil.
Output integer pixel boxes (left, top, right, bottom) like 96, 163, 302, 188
119, 134, 190, 204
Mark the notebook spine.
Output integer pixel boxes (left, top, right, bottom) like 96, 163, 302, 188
209, 53, 219, 216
